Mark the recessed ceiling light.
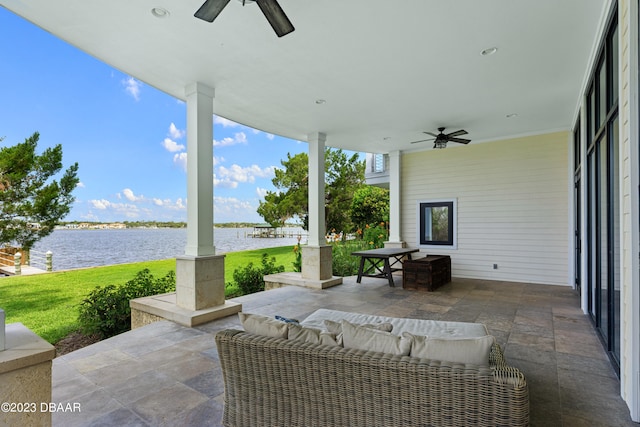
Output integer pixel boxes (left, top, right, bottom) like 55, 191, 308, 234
481, 47, 498, 56
315, 99, 326, 105
383, 137, 391, 141
151, 7, 170, 18
506, 113, 518, 118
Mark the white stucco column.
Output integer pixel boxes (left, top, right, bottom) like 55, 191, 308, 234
307, 132, 326, 246
302, 132, 332, 280
385, 150, 405, 248
184, 82, 215, 257
172, 82, 237, 316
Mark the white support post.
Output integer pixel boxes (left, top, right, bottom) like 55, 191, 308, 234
386, 150, 405, 248
184, 82, 216, 257
302, 132, 333, 281
176, 82, 225, 311
307, 132, 326, 247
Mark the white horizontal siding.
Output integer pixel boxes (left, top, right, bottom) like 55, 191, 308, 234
401, 131, 570, 285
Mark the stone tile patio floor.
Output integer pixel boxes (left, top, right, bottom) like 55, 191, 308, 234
52, 276, 637, 427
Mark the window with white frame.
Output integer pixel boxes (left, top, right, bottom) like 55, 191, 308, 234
373, 153, 385, 173
417, 199, 456, 248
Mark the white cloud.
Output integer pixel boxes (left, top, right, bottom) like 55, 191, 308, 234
168, 123, 185, 139
90, 199, 111, 210
214, 196, 255, 219
123, 76, 142, 101
214, 174, 238, 189
162, 138, 185, 153
88, 200, 139, 217
213, 137, 235, 147
81, 211, 99, 221
235, 132, 247, 143
216, 164, 276, 187
76, 182, 86, 188
152, 197, 186, 211
122, 188, 144, 202
256, 187, 269, 198
213, 116, 240, 127
174, 152, 188, 171
266, 133, 275, 140
213, 132, 247, 147
86, 195, 186, 222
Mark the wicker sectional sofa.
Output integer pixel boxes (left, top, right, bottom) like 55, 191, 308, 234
216, 309, 529, 427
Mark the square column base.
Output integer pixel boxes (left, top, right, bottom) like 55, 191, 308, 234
176, 254, 225, 311
264, 272, 342, 290
302, 245, 333, 280
130, 292, 241, 328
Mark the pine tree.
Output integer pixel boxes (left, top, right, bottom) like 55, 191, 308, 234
0, 132, 79, 249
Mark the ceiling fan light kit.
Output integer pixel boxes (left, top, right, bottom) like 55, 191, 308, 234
410, 127, 471, 149
195, 0, 295, 37
434, 140, 447, 149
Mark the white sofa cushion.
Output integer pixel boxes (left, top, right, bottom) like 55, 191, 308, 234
324, 319, 393, 334
341, 320, 411, 356
238, 312, 288, 339
405, 332, 494, 366
323, 319, 393, 346
288, 324, 339, 346
301, 309, 488, 338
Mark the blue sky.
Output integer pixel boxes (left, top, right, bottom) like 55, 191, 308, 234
0, 8, 318, 224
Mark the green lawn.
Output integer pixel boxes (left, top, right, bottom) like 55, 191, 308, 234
0, 245, 296, 344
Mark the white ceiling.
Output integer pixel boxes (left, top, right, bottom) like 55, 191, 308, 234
1, 0, 610, 153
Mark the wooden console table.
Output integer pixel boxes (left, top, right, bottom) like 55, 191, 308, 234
351, 248, 419, 287
402, 255, 451, 291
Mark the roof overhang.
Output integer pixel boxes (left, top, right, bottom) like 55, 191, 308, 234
0, 0, 611, 152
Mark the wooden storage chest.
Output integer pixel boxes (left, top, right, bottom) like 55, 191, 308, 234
402, 255, 451, 291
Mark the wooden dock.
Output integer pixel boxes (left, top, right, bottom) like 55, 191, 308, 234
0, 265, 48, 276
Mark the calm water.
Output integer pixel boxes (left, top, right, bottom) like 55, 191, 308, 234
31, 227, 306, 271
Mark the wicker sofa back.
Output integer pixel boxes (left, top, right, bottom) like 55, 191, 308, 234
215, 329, 529, 427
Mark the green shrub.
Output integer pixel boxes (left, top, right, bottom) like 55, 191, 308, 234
232, 253, 285, 295
78, 269, 175, 339
331, 240, 368, 277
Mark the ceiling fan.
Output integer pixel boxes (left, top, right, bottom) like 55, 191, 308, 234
410, 127, 471, 149
194, 0, 295, 38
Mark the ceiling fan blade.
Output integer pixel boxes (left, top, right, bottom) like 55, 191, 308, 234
447, 129, 468, 138
410, 138, 434, 144
256, 0, 295, 37
195, 0, 231, 22
424, 132, 439, 138
448, 137, 471, 144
